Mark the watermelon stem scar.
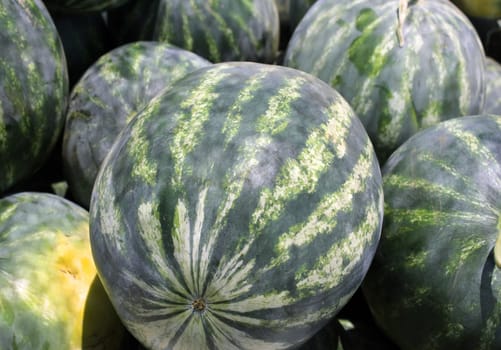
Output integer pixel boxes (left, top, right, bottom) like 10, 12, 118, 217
192, 298, 207, 313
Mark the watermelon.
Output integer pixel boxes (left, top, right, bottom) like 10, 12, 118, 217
283, 0, 486, 161
42, 0, 129, 14
0, 0, 69, 194
483, 57, 501, 115
89, 61, 384, 349
62, 41, 211, 208
107, 0, 280, 63
362, 114, 501, 349
0, 192, 127, 349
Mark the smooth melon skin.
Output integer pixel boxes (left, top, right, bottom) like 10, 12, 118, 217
0, 192, 127, 350
362, 115, 501, 349
90, 61, 384, 349
284, 0, 486, 162
107, 0, 280, 64
62, 41, 211, 208
0, 0, 69, 194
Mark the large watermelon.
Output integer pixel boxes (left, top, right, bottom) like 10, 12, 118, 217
0, 0, 69, 194
284, 0, 486, 161
362, 114, 501, 349
107, 0, 280, 63
62, 41, 211, 208
0, 192, 127, 349
89, 62, 384, 349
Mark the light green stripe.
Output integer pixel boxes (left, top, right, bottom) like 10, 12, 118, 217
432, 11, 470, 114
128, 102, 159, 185
296, 202, 379, 293
0, 200, 17, 223
205, 252, 254, 302
202, 2, 239, 61
255, 76, 305, 135
222, 69, 270, 146
96, 165, 124, 252
204, 137, 272, 301
411, 151, 474, 191
181, 9, 194, 52
421, 40, 447, 127
225, 1, 259, 55
191, 187, 208, 294
444, 237, 487, 276
250, 91, 352, 236
122, 268, 189, 310
138, 200, 192, 297
373, 29, 419, 147
385, 208, 488, 232
447, 122, 500, 171
270, 140, 375, 267
210, 288, 348, 331
171, 67, 229, 187
404, 250, 428, 270
384, 174, 486, 211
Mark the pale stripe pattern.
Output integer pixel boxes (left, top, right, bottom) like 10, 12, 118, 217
90, 62, 383, 349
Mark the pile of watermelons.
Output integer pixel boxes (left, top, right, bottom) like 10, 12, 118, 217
1, 0, 501, 349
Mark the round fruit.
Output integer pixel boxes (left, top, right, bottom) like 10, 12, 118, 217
363, 114, 501, 349
107, 0, 280, 63
62, 41, 211, 208
284, 0, 486, 161
0, 0, 69, 193
90, 61, 383, 349
0, 192, 126, 349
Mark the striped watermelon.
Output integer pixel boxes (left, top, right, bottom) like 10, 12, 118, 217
42, 0, 129, 13
90, 62, 384, 349
483, 57, 501, 115
107, 0, 280, 63
362, 114, 501, 349
0, 192, 127, 349
0, 0, 69, 194
283, 0, 486, 161
62, 41, 211, 208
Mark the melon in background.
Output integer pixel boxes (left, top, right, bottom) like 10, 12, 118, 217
107, 0, 280, 63
0, 192, 127, 349
0, 0, 69, 194
363, 114, 501, 349
284, 0, 486, 162
62, 41, 211, 208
